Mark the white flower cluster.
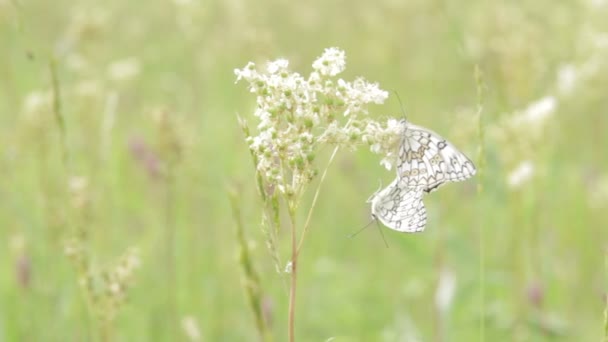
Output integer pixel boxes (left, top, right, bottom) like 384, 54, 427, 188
235, 48, 396, 196
489, 95, 557, 189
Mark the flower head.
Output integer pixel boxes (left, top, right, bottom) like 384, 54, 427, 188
235, 48, 392, 194
312, 47, 346, 76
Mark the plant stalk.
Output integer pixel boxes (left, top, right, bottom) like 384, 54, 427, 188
288, 203, 298, 342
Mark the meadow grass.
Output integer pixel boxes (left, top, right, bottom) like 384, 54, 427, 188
1, 0, 608, 341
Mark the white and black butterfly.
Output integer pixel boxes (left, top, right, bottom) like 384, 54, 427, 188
397, 120, 476, 193
368, 177, 427, 233
366, 120, 476, 233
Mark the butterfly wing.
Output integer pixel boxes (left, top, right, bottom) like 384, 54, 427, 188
370, 178, 427, 233
397, 123, 476, 192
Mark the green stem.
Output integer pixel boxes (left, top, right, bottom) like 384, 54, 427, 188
229, 184, 272, 341
288, 203, 298, 342
297, 145, 340, 253
474, 65, 486, 342
165, 164, 177, 338
49, 58, 68, 168
603, 251, 608, 342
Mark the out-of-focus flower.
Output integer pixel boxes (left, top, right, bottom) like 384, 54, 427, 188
182, 316, 201, 341
284, 261, 293, 274
557, 64, 578, 95
68, 176, 89, 209
507, 160, 535, 189
107, 57, 141, 82
512, 96, 557, 130
526, 280, 544, 308
435, 267, 456, 316
73, 80, 104, 99
312, 47, 346, 76
22, 90, 52, 120
128, 136, 162, 179
588, 174, 608, 209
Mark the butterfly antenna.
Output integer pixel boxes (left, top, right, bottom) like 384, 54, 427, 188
375, 220, 389, 248
348, 219, 375, 239
392, 90, 407, 120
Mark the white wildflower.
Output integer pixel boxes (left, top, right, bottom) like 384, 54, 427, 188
489, 94, 558, 169
521, 96, 556, 125
74, 80, 103, 98
284, 261, 293, 273
69, 176, 88, 193
107, 57, 141, 82
380, 158, 394, 171
507, 160, 535, 189
267, 58, 289, 74
109, 282, 121, 295
557, 64, 578, 95
23, 90, 52, 116
235, 48, 391, 190
587, 174, 608, 209
234, 62, 256, 83
312, 47, 346, 76
589, 0, 607, 7
435, 267, 456, 316
182, 316, 202, 341
360, 118, 405, 170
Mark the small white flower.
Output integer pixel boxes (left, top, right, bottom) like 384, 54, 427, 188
74, 80, 103, 98
370, 143, 381, 154
507, 160, 535, 189
502, 95, 557, 141
267, 59, 289, 74
557, 64, 578, 95
522, 96, 556, 125
69, 176, 88, 193
234, 62, 256, 83
435, 268, 456, 316
23, 90, 52, 115
109, 282, 122, 295
312, 47, 346, 76
380, 158, 393, 171
284, 261, 293, 273
588, 174, 608, 209
107, 57, 141, 82
182, 316, 202, 341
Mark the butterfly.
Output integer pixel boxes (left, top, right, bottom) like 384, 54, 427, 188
397, 120, 477, 193
368, 177, 427, 232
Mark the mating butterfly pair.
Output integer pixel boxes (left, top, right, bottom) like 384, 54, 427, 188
369, 120, 476, 232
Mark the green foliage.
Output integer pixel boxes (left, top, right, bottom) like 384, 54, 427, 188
1, 0, 607, 340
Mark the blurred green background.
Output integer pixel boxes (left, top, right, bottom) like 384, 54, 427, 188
1, 0, 608, 341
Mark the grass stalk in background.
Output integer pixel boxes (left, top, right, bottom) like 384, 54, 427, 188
156, 109, 183, 338
229, 185, 273, 341
164, 163, 177, 336
49, 58, 68, 168
604, 250, 608, 342
474, 65, 486, 342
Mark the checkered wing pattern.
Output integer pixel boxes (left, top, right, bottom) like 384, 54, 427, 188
369, 178, 427, 233
397, 122, 476, 193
